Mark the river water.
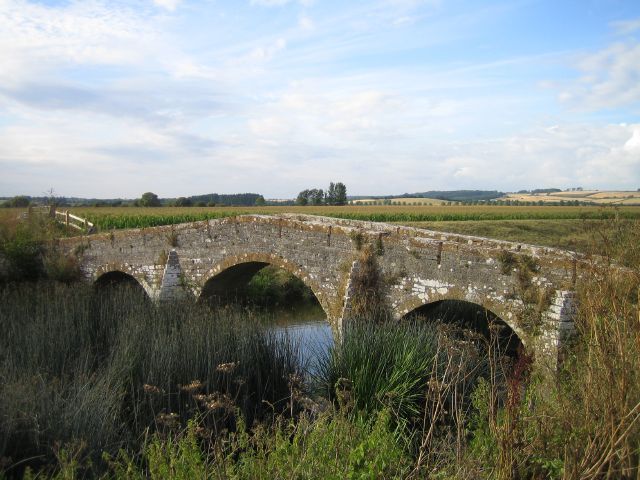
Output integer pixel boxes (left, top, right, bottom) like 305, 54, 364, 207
266, 303, 334, 374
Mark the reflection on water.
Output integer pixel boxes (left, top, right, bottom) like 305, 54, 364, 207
267, 303, 333, 375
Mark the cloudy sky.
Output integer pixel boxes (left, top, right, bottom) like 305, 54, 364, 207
1, 0, 639, 198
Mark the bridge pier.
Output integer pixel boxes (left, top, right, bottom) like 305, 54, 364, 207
158, 250, 191, 302
537, 290, 577, 370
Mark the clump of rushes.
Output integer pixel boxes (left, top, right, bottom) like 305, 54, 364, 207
315, 321, 493, 444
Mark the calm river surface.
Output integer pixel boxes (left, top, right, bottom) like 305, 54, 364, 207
267, 303, 333, 374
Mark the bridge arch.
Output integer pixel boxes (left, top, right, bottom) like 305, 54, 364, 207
401, 299, 523, 356
94, 265, 153, 299
392, 286, 526, 348
199, 252, 334, 321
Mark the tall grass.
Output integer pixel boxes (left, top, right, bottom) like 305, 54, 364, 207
0, 283, 302, 476
518, 220, 640, 479
451, 219, 640, 479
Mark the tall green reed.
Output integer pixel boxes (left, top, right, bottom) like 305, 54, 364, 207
0, 283, 302, 476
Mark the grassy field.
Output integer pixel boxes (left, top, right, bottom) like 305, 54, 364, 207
400, 218, 625, 253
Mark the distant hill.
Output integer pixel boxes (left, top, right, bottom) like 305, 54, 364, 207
350, 197, 447, 205
407, 190, 504, 202
348, 190, 504, 202
502, 190, 640, 205
178, 193, 264, 206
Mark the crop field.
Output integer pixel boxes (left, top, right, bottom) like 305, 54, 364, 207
54, 204, 640, 230
0, 204, 627, 230
503, 190, 640, 205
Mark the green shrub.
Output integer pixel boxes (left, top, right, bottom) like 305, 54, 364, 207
0, 220, 44, 281
97, 409, 411, 479
246, 265, 315, 306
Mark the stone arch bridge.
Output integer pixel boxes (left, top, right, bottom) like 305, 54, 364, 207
60, 214, 586, 364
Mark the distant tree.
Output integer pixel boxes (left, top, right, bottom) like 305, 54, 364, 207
310, 189, 324, 206
325, 182, 336, 205
334, 182, 347, 205
140, 192, 160, 207
296, 183, 346, 206
174, 197, 192, 207
4, 195, 31, 207
296, 190, 311, 206
254, 195, 266, 206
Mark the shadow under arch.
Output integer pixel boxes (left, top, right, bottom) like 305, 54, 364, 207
198, 253, 332, 321
401, 299, 523, 358
94, 270, 150, 299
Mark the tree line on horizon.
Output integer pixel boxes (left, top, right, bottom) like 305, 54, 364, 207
295, 182, 347, 206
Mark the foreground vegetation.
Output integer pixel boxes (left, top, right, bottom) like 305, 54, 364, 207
1, 212, 640, 478
0, 285, 304, 477
0, 283, 500, 478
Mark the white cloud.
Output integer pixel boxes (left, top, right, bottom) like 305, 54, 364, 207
248, 116, 292, 138
298, 15, 314, 30
250, 0, 290, 5
392, 16, 415, 26
624, 126, 640, 152
463, 124, 640, 190
559, 41, 640, 111
249, 37, 287, 61
250, 0, 313, 6
0, 0, 160, 85
153, 0, 182, 11
611, 17, 640, 35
